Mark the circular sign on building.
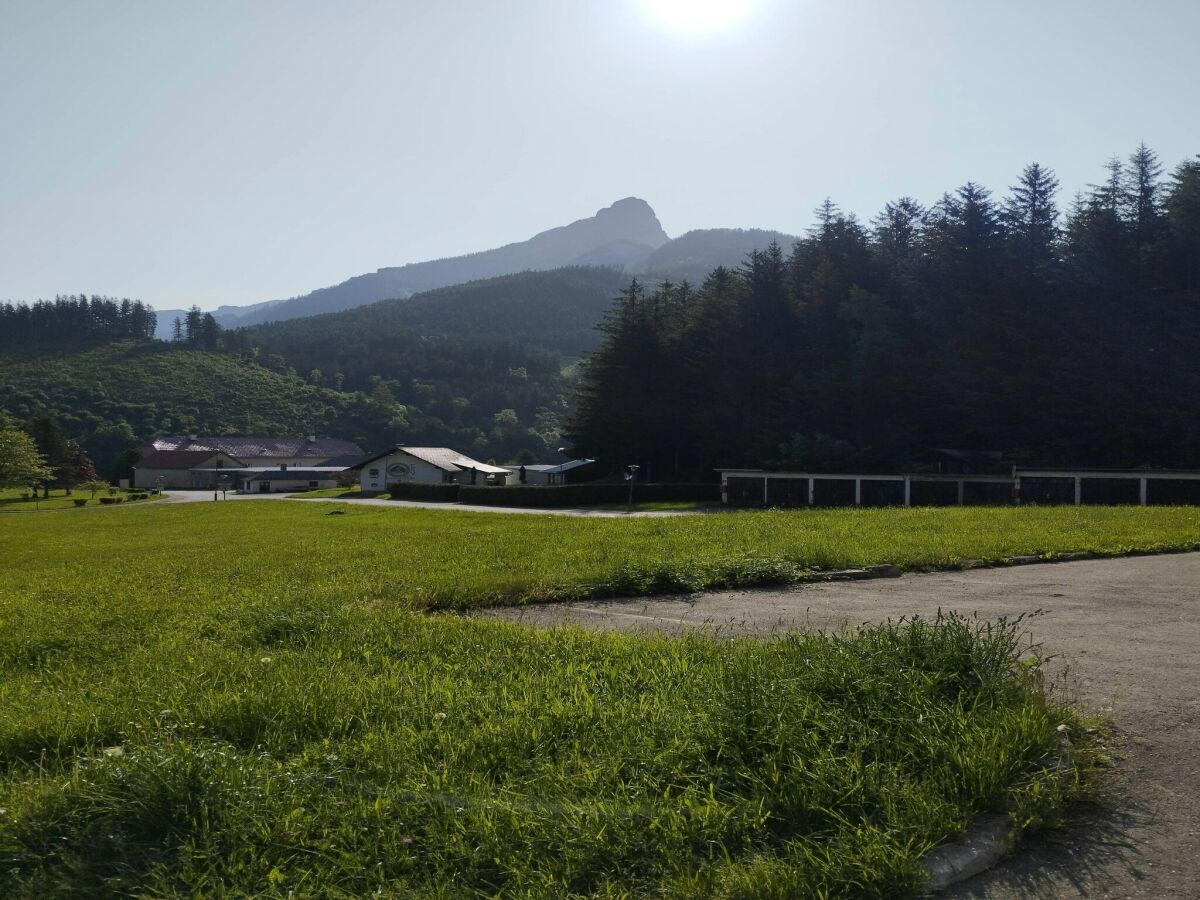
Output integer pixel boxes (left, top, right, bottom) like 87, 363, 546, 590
387, 462, 412, 479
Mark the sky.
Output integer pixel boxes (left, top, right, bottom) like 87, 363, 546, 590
2, 0, 1198, 311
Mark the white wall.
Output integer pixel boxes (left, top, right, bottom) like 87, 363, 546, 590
360, 451, 449, 493
246, 477, 340, 493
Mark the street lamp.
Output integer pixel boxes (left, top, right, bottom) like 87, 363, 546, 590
624, 464, 640, 509
555, 446, 570, 486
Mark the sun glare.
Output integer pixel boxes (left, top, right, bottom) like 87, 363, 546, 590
644, 0, 754, 36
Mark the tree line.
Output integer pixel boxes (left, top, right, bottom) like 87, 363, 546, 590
568, 147, 1200, 478
0, 295, 157, 349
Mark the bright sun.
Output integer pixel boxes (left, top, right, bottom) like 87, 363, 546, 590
644, 0, 754, 36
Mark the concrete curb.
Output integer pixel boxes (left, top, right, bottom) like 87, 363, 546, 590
921, 814, 1017, 892
813, 550, 1131, 584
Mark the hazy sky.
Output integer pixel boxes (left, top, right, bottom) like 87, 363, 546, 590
2, 0, 1198, 310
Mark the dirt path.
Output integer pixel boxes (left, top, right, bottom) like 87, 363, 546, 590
486, 554, 1200, 898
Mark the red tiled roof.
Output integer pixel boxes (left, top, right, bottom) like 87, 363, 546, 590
150, 436, 364, 458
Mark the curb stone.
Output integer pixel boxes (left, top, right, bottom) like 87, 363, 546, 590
921, 814, 1016, 892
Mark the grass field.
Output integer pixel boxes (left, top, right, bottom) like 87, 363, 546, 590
0, 487, 156, 512
288, 485, 361, 499
2, 502, 1191, 895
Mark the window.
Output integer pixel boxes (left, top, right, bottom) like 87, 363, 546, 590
368, 468, 380, 476
309, 481, 319, 488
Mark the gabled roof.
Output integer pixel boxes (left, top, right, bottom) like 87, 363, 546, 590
504, 459, 595, 473
246, 469, 341, 481
135, 450, 241, 470
150, 436, 364, 459
353, 446, 510, 475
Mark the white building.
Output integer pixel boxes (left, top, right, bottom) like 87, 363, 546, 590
356, 447, 510, 494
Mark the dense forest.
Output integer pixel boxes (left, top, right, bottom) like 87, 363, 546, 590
569, 147, 1200, 478
0, 295, 156, 351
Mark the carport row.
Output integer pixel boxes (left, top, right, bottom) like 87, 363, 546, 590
718, 468, 1200, 507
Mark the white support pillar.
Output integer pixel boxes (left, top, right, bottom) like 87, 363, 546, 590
1140, 478, 1148, 506
956, 480, 965, 506
1074, 477, 1082, 505
903, 477, 911, 507
808, 477, 815, 507
854, 479, 862, 506
762, 475, 769, 506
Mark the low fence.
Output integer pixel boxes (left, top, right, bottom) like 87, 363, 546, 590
719, 469, 1200, 508
389, 482, 720, 508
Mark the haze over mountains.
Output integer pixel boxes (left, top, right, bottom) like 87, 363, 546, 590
153, 199, 795, 336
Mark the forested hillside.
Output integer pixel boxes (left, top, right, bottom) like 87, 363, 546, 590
569, 147, 1200, 478
0, 344, 394, 474
239, 266, 627, 377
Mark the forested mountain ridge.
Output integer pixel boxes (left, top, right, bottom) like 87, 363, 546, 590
569, 147, 1200, 478
229, 197, 668, 328
237, 267, 628, 378
147, 201, 795, 337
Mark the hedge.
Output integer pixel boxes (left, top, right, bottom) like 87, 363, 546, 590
457, 482, 719, 508
386, 482, 461, 503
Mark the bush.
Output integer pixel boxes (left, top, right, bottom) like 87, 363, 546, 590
73, 498, 87, 507
99, 497, 121, 505
458, 482, 720, 508
386, 482, 461, 503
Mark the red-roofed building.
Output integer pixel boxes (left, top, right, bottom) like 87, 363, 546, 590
133, 435, 365, 489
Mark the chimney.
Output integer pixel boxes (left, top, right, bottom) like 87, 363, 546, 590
307, 435, 316, 443
187, 433, 198, 441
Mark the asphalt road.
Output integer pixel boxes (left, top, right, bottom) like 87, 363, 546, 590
486, 554, 1200, 898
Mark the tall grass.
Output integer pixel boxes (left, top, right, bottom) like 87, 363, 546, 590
0, 502, 1159, 894
0, 607, 1089, 897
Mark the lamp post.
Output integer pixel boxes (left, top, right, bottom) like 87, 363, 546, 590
624, 464, 640, 509
555, 446, 570, 486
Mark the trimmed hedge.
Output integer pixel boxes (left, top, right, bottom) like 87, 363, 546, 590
458, 482, 719, 508
387, 482, 461, 503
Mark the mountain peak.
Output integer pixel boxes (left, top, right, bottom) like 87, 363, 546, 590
592, 197, 669, 247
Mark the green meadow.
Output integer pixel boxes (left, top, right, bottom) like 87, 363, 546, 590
2, 501, 1194, 896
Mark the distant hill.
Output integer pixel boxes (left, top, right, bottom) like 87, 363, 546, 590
231, 197, 668, 328
240, 267, 627, 390
153, 298, 285, 337
636, 228, 798, 285
149, 207, 797, 337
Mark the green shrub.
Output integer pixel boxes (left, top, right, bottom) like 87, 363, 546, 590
99, 497, 119, 505
72, 498, 87, 507
459, 482, 719, 508
386, 482, 461, 502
